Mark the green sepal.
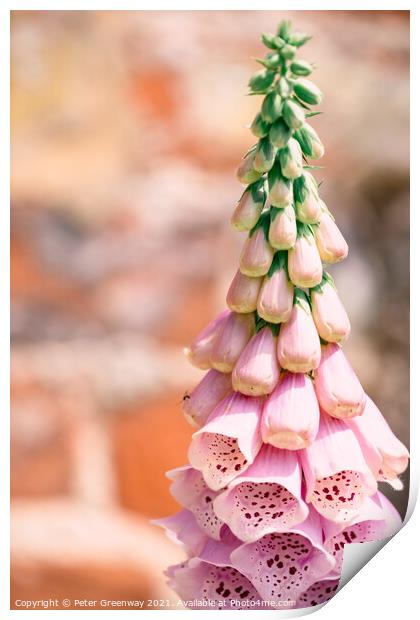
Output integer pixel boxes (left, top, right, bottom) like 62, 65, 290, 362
261, 91, 283, 123
273, 36, 286, 49
293, 79, 323, 106
250, 113, 270, 138
288, 32, 312, 47
255, 53, 281, 70
248, 69, 276, 93
303, 165, 324, 170
310, 271, 336, 294
267, 249, 288, 278
269, 117, 293, 148
277, 20, 292, 40
249, 209, 271, 241
269, 206, 284, 222
267, 161, 291, 192
293, 287, 311, 313
242, 143, 258, 159
255, 137, 277, 172
293, 174, 310, 206
290, 60, 313, 76
296, 220, 314, 239
305, 111, 322, 118
254, 313, 280, 336
247, 178, 266, 205
294, 126, 313, 157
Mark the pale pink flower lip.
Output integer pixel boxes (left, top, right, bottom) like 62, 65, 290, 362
288, 227, 323, 288
230, 507, 335, 603
210, 311, 254, 373
257, 252, 294, 324
261, 372, 320, 450
166, 557, 262, 609
294, 575, 339, 609
184, 309, 230, 370
182, 369, 232, 429
311, 275, 351, 343
166, 465, 224, 540
315, 205, 349, 263
299, 411, 377, 523
268, 205, 297, 250
226, 269, 262, 313
314, 343, 366, 418
213, 444, 309, 542
232, 326, 280, 396
152, 509, 208, 557
277, 292, 321, 373
239, 225, 274, 277
188, 392, 263, 490
345, 396, 409, 489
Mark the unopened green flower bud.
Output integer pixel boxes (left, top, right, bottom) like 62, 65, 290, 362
288, 31, 312, 47
294, 123, 325, 159
280, 44, 296, 60
282, 99, 306, 129
290, 60, 313, 76
269, 118, 293, 148
268, 163, 293, 207
279, 138, 303, 180
278, 20, 292, 40
257, 53, 281, 70
261, 91, 283, 123
293, 78, 323, 106
261, 32, 278, 50
254, 137, 277, 173
250, 113, 270, 138
249, 69, 276, 93
237, 150, 263, 185
279, 77, 291, 98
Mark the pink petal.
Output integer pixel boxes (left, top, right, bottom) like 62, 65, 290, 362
182, 369, 232, 429
268, 205, 297, 250
231, 189, 264, 232
294, 575, 340, 608
288, 234, 322, 288
166, 465, 224, 539
185, 309, 230, 370
232, 326, 280, 396
346, 396, 409, 488
167, 558, 262, 609
311, 282, 351, 343
230, 508, 334, 603
153, 509, 208, 557
213, 444, 308, 542
277, 304, 321, 373
300, 411, 377, 523
239, 227, 274, 277
188, 392, 263, 490
315, 209, 348, 264
261, 372, 320, 450
314, 343, 366, 418
210, 311, 255, 373
257, 268, 294, 324
226, 269, 262, 313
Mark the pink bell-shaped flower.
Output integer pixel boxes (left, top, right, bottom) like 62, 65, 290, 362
232, 326, 280, 396
230, 507, 335, 604
236, 149, 263, 185
345, 396, 409, 489
239, 218, 274, 277
182, 369, 233, 429
184, 309, 230, 370
300, 411, 377, 523
268, 163, 293, 207
268, 205, 297, 250
262, 372, 320, 449
153, 509, 208, 557
288, 224, 322, 288
277, 289, 321, 373
257, 252, 294, 324
188, 391, 263, 490
213, 445, 308, 542
210, 311, 254, 373
294, 172, 322, 225
166, 465, 225, 539
314, 343, 366, 419
315, 203, 348, 263
310, 273, 351, 343
226, 269, 262, 313
231, 182, 265, 232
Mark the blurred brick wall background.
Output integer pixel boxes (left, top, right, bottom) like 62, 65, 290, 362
10, 10, 409, 609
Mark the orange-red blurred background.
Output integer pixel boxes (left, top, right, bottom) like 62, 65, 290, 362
11, 10, 409, 610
